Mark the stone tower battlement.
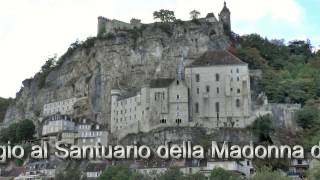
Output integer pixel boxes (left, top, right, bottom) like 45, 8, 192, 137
97, 2, 231, 37
97, 16, 142, 36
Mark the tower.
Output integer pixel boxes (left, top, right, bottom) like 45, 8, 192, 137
219, 1, 231, 35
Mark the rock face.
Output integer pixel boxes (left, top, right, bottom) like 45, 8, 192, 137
3, 20, 230, 131
120, 127, 258, 149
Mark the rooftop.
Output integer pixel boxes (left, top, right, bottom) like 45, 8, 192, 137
149, 78, 175, 88
188, 50, 246, 67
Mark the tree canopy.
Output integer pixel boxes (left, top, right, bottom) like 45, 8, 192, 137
153, 9, 176, 22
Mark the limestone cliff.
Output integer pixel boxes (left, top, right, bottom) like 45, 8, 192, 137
3, 20, 230, 130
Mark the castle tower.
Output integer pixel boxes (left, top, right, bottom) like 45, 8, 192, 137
219, 1, 231, 35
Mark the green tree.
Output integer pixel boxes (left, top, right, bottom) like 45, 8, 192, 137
190, 10, 200, 20
250, 166, 290, 180
210, 167, 243, 180
55, 168, 81, 180
251, 115, 274, 141
16, 119, 35, 142
0, 119, 35, 144
295, 106, 319, 129
185, 172, 207, 180
157, 167, 185, 180
153, 9, 176, 23
98, 165, 146, 180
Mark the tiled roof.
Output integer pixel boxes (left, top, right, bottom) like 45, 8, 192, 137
189, 50, 246, 67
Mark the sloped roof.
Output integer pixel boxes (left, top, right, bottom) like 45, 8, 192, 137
189, 50, 246, 67
149, 78, 175, 88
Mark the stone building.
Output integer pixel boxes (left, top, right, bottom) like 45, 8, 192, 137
42, 97, 87, 117
110, 78, 189, 139
77, 119, 108, 146
185, 50, 251, 128
42, 114, 75, 136
111, 50, 252, 138
97, 17, 141, 36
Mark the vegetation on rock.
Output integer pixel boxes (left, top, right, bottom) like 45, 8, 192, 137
0, 119, 35, 144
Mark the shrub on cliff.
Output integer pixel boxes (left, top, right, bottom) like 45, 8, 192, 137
0, 119, 35, 144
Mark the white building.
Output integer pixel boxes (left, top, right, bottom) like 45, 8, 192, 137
110, 50, 252, 138
42, 97, 87, 116
111, 78, 189, 139
42, 114, 75, 136
185, 50, 251, 128
77, 119, 108, 146
15, 160, 58, 180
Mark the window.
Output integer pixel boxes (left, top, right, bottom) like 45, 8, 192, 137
236, 68, 239, 73
216, 87, 220, 94
176, 80, 180, 85
236, 99, 240, 108
195, 74, 200, 82
160, 119, 167, 124
237, 77, 240, 81
195, 103, 199, 113
216, 74, 220, 81
176, 119, 182, 124
206, 85, 210, 93
237, 88, 240, 93
196, 88, 200, 94
215, 102, 220, 112
177, 95, 180, 100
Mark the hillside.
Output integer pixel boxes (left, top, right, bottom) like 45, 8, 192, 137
3, 20, 229, 126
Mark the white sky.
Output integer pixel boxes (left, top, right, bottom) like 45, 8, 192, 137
0, 0, 315, 98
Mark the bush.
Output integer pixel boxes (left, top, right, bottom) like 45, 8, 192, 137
210, 167, 243, 180
251, 115, 274, 141
295, 106, 319, 129
98, 165, 147, 180
0, 119, 35, 144
250, 166, 290, 180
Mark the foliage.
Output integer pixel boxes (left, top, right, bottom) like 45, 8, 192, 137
157, 167, 185, 180
295, 106, 319, 129
0, 119, 35, 144
253, 159, 289, 171
184, 172, 207, 180
251, 115, 274, 141
153, 9, 176, 22
55, 168, 82, 180
209, 167, 243, 180
37, 55, 57, 88
190, 10, 200, 20
98, 165, 147, 180
250, 166, 290, 180
232, 33, 320, 104
307, 163, 320, 180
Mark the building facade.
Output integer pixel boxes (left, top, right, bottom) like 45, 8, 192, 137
77, 119, 108, 146
42, 97, 87, 116
185, 50, 251, 128
110, 50, 252, 138
111, 78, 189, 139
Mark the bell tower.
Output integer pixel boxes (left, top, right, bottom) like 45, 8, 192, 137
219, 1, 231, 35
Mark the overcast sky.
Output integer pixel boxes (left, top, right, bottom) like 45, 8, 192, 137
0, 0, 319, 98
